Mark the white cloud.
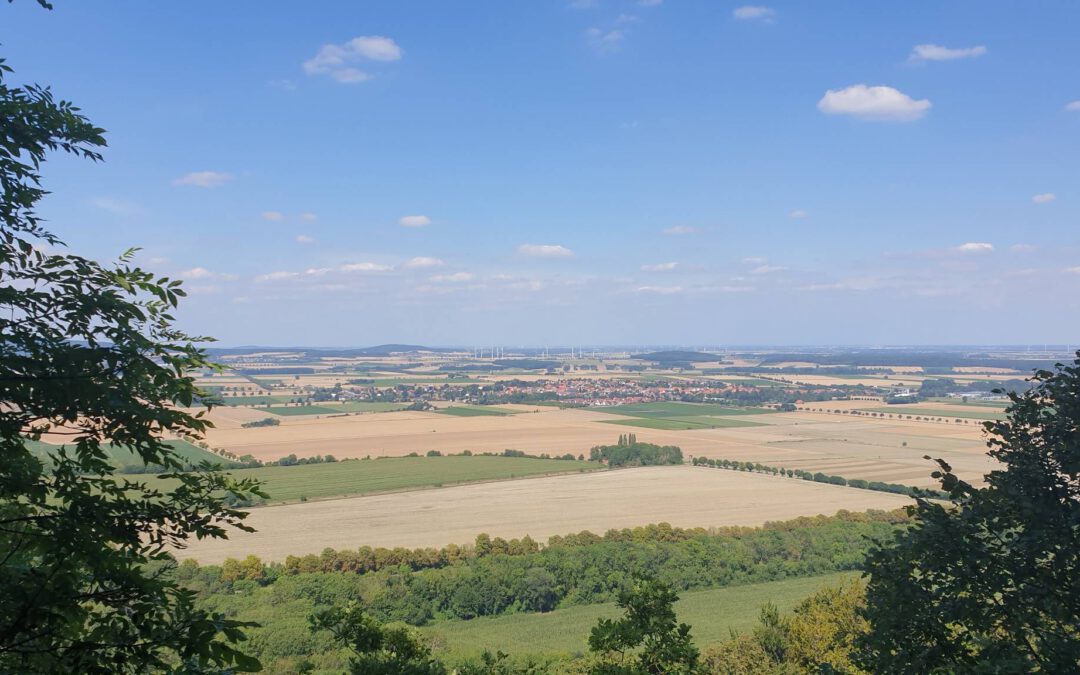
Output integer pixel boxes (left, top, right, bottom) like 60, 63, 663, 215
641, 261, 679, 272
789, 209, 808, 219
429, 272, 474, 283
305, 267, 332, 276
180, 267, 214, 279
296, 234, 316, 244
179, 267, 237, 281
818, 84, 931, 121
586, 27, 625, 53
1032, 193, 1056, 204
636, 285, 682, 294
300, 212, 318, 222
1067, 101, 1080, 112
340, 262, 393, 273
404, 256, 444, 269
751, 264, 787, 274
908, 44, 987, 63
733, 6, 775, 21
399, 214, 432, 227
262, 211, 284, 222
255, 270, 299, 282
955, 242, 994, 253
304, 36, 402, 84
663, 225, 698, 235
1064, 266, 1080, 275
518, 243, 575, 258
172, 171, 233, 188
1010, 243, 1037, 253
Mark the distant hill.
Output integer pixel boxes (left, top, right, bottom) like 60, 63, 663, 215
206, 344, 456, 357
631, 351, 726, 365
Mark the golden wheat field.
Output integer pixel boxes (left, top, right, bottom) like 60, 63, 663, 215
174, 465, 914, 564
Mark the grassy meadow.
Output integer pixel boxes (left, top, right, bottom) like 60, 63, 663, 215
25, 438, 236, 470
592, 401, 774, 430
157, 455, 597, 505
421, 572, 859, 659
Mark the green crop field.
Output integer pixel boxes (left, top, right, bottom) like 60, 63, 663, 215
599, 417, 766, 430
861, 406, 1007, 421
25, 438, 236, 470
155, 455, 597, 504
435, 405, 517, 417
592, 402, 774, 429
421, 572, 858, 659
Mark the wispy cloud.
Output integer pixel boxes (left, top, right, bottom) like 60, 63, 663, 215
818, 84, 931, 121
296, 234, 316, 244
300, 212, 318, 222
586, 27, 626, 53
955, 242, 994, 253
908, 44, 987, 63
641, 261, 679, 272
262, 211, 284, 222
1033, 193, 1056, 204
430, 272, 474, 283
789, 209, 808, 219
1067, 101, 1080, 112
518, 243, 575, 258
180, 267, 238, 281
404, 256, 444, 269
635, 285, 682, 294
750, 264, 787, 274
172, 171, 233, 188
663, 225, 698, 235
733, 6, 775, 22
1064, 266, 1080, 275
399, 214, 432, 227
340, 262, 393, 273
304, 36, 403, 84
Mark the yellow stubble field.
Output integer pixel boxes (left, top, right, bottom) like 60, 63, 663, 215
174, 465, 915, 564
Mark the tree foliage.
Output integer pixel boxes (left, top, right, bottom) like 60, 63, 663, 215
309, 604, 445, 675
588, 578, 699, 674
860, 354, 1080, 672
0, 53, 264, 671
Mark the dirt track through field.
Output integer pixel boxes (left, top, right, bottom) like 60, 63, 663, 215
175, 466, 913, 564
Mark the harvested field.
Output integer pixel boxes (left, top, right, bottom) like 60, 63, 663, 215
174, 465, 914, 564
435, 405, 517, 417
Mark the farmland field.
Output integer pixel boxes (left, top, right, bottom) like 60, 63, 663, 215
598, 416, 765, 430
219, 395, 294, 406
262, 405, 344, 416
435, 405, 517, 417
594, 402, 777, 417
26, 438, 235, 469
861, 406, 1007, 421
155, 455, 595, 505
421, 572, 859, 659
174, 465, 913, 564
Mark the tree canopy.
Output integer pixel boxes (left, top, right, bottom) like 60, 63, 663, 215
0, 53, 263, 672
860, 353, 1080, 672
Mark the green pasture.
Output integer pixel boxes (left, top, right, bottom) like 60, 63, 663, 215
421, 572, 858, 659
24, 438, 236, 470
156, 455, 597, 505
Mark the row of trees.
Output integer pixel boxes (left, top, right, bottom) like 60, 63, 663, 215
690, 456, 946, 499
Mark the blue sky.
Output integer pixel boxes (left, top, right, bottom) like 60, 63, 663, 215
4, 1, 1079, 346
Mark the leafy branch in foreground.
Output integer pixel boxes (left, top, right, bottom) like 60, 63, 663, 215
860, 353, 1080, 672
0, 53, 264, 672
